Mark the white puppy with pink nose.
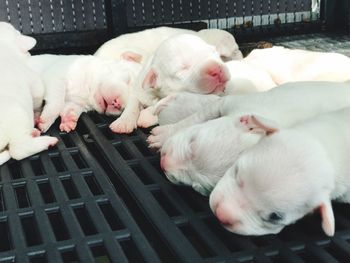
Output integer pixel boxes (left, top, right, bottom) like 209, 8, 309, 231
27, 55, 142, 133
95, 26, 243, 63
210, 106, 350, 236
0, 22, 58, 165
153, 81, 350, 195
109, 34, 231, 133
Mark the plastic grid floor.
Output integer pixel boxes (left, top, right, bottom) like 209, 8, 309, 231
1, 34, 350, 263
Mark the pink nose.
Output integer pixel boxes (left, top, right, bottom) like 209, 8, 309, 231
215, 205, 233, 226
201, 63, 230, 93
112, 98, 121, 109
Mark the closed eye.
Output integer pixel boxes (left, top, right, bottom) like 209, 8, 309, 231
262, 212, 285, 225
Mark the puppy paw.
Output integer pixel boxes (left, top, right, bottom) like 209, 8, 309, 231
59, 111, 78, 133
110, 118, 136, 134
37, 117, 54, 133
153, 94, 177, 116
147, 125, 173, 149
137, 110, 158, 128
31, 128, 41, 137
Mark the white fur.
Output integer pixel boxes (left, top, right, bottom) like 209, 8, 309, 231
210, 107, 350, 236
245, 46, 350, 84
27, 55, 142, 132
109, 34, 230, 134
150, 81, 350, 195
0, 22, 58, 165
95, 26, 242, 63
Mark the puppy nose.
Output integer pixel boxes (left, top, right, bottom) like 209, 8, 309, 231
215, 205, 234, 227
204, 63, 230, 84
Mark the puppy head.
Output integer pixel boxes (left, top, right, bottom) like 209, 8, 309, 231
0, 22, 36, 57
90, 57, 142, 115
160, 115, 272, 195
197, 29, 243, 61
210, 118, 335, 236
141, 34, 230, 96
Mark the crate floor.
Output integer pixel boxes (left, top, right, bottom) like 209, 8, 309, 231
1, 33, 350, 263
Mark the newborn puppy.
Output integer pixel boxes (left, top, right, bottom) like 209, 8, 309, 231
110, 34, 230, 133
95, 26, 242, 63
0, 22, 58, 165
245, 46, 350, 84
152, 81, 350, 195
27, 55, 142, 132
210, 107, 350, 236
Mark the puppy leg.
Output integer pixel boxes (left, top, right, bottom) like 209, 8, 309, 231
30, 76, 45, 112
9, 135, 58, 161
137, 106, 158, 128
0, 151, 11, 165
38, 80, 66, 132
148, 99, 222, 148
59, 102, 84, 133
110, 94, 140, 133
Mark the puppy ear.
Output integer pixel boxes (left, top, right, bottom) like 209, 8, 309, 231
17, 35, 36, 52
142, 68, 158, 89
319, 199, 335, 236
239, 115, 279, 135
121, 51, 143, 63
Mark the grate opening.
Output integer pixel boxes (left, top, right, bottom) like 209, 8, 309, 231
51, 154, 67, 173
47, 210, 71, 241
29, 253, 47, 263
60, 133, 76, 148
84, 173, 104, 196
100, 126, 118, 141
81, 136, 178, 262
61, 248, 79, 262
90, 243, 112, 262
174, 187, 208, 213
73, 205, 98, 236
179, 224, 216, 258
14, 184, 31, 208
89, 112, 105, 124
267, 252, 284, 263
30, 158, 46, 176
37, 180, 56, 204
114, 143, 135, 160
21, 214, 43, 247
130, 164, 154, 185
98, 201, 124, 231
251, 236, 273, 247
324, 242, 350, 262
133, 140, 153, 157
0, 219, 12, 252
151, 190, 181, 217
71, 151, 88, 169
0, 186, 6, 212
119, 238, 145, 263
8, 161, 23, 179
60, 176, 81, 200
203, 218, 247, 252
297, 249, 315, 262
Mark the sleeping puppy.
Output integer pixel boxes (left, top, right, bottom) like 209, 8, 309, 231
0, 22, 58, 165
27, 55, 142, 132
95, 26, 242, 63
109, 34, 231, 134
210, 107, 350, 237
150, 81, 350, 195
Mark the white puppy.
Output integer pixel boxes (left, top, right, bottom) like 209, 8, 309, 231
27, 55, 142, 132
151, 82, 350, 195
109, 34, 231, 134
95, 26, 242, 63
0, 22, 58, 165
210, 107, 350, 237
245, 46, 350, 83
